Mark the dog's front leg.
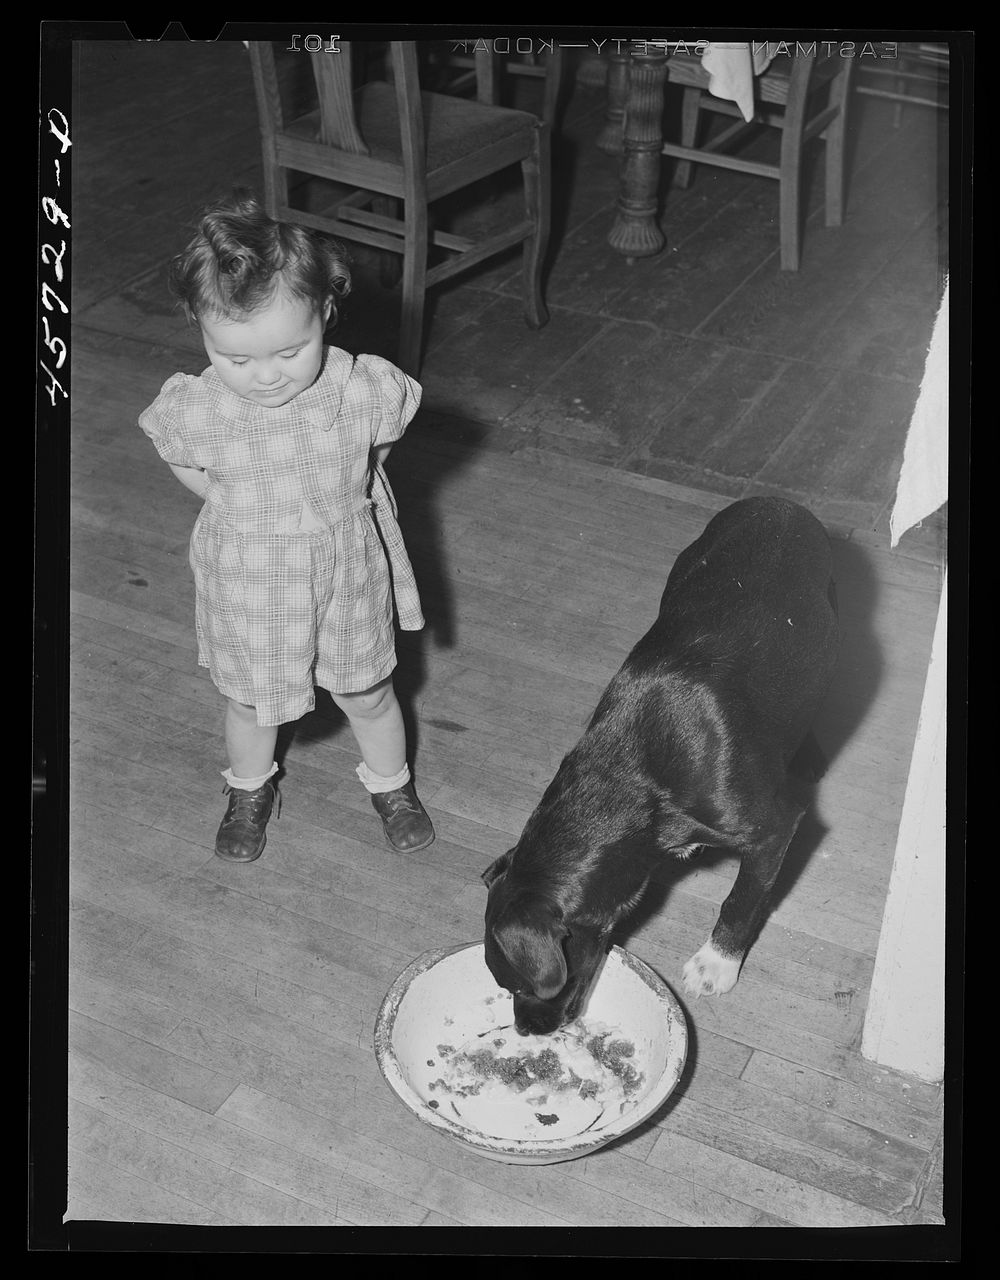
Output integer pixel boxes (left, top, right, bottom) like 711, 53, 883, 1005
682, 818, 801, 997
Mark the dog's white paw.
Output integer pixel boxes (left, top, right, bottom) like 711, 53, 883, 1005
682, 941, 741, 997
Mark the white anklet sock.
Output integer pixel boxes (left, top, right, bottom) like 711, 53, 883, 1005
221, 762, 279, 791
355, 761, 410, 794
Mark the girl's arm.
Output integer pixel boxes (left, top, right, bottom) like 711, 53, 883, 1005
168, 462, 210, 499
374, 443, 393, 467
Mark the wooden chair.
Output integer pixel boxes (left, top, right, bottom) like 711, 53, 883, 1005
660, 50, 854, 271
855, 42, 949, 127
248, 40, 552, 375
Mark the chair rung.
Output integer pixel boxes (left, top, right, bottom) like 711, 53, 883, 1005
278, 202, 529, 278
858, 64, 948, 87
856, 85, 948, 109
659, 141, 779, 181
698, 99, 786, 130
276, 205, 405, 256
802, 103, 839, 143
335, 204, 402, 235
425, 222, 532, 287
303, 202, 506, 257
444, 69, 478, 93
430, 228, 476, 253
696, 98, 744, 119
699, 117, 756, 152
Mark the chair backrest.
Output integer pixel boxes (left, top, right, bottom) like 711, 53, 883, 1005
305, 41, 430, 214
251, 40, 428, 173
310, 42, 369, 153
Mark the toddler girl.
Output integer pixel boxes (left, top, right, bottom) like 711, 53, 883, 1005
139, 189, 434, 862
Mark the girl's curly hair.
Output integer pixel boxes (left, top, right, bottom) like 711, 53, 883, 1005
168, 188, 351, 327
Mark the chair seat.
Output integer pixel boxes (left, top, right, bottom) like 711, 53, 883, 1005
282, 82, 539, 197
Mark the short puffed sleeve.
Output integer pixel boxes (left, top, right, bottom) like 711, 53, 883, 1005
137, 372, 202, 467
357, 355, 422, 447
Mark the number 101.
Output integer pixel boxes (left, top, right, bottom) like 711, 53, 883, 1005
286, 34, 341, 53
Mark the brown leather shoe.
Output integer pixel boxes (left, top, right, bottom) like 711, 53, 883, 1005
215, 780, 279, 863
370, 782, 435, 852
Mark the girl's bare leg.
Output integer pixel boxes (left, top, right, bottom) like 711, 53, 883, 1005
225, 697, 279, 778
330, 677, 406, 777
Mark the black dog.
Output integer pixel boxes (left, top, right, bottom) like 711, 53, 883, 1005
483, 497, 839, 1035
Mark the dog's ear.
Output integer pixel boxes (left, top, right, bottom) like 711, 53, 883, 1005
494, 898, 569, 1000
482, 850, 512, 888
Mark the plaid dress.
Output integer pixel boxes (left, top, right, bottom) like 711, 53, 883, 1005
139, 348, 425, 726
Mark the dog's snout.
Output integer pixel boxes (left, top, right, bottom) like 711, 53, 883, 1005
512, 991, 572, 1037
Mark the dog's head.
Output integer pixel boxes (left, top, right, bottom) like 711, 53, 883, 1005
482, 849, 611, 1035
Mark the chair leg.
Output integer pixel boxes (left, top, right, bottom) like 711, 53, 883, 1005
372, 197, 403, 287
521, 123, 551, 331
823, 61, 854, 228
541, 48, 566, 128
777, 62, 813, 271
672, 87, 702, 189
778, 175, 802, 271
398, 211, 429, 377
260, 156, 289, 221
778, 115, 806, 270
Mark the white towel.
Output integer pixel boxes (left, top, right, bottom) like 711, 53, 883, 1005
890, 279, 949, 547
700, 42, 778, 122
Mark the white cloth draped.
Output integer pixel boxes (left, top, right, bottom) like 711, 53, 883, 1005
890, 279, 949, 546
700, 42, 778, 121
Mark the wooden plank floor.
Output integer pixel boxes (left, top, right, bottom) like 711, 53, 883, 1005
53, 33, 954, 1243
66, 381, 945, 1233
